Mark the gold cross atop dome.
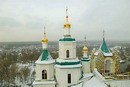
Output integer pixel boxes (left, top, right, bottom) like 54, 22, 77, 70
64, 7, 71, 28
42, 26, 48, 42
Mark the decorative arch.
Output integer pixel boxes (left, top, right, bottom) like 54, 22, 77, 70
104, 58, 113, 73
66, 50, 69, 58
42, 70, 47, 79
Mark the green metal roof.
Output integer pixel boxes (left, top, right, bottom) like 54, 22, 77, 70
41, 49, 49, 61
56, 61, 80, 65
100, 38, 110, 53
59, 37, 75, 41
81, 58, 90, 61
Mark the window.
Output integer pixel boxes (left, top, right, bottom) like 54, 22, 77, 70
105, 60, 111, 73
68, 74, 71, 83
42, 70, 47, 79
66, 50, 69, 58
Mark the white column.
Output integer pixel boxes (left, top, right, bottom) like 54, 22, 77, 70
42, 42, 47, 49
64, 28, 70, 36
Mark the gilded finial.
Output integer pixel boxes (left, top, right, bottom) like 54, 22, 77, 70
42, 26, 48, 42
83, 36, 88, 52
66, 6, 68, 22
64, 6, 71, 28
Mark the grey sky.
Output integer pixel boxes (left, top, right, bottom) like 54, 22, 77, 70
0, 0, 129, 42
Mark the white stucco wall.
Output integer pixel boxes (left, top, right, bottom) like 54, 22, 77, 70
59, 41, 76, 59
42, 42, 47, 49
83, 52, 88, 58
33, 84, 55, 87
35, 63, 54, 81
64, 27, 70, 35
55, 66, 82, 87
81, 61, 90, 74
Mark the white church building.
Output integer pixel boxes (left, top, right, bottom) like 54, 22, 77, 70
32, 8, 130, 87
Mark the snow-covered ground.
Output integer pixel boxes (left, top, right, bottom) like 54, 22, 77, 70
15, 63, 35, 87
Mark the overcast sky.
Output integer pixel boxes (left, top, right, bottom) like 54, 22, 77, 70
0, 0, 129, 42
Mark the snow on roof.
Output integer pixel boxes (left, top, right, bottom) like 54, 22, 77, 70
94, 38, 113, 57
35, 59, 55, 64
56, 58, 80, 63
83, 73, 94, 79
70, 82, 83, 87
55, 64, 82, 68
35, 49, 55, 64
33, 80, 56, 85
94, 50, 113, 56
93, 68, 105, 81
83, 77, 107, 87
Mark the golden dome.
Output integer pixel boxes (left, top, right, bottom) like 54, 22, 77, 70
83, 47, 88, 52
64, 23, 71, 28
42, 38, 48, 42
83, 36, 88, 52
42, 32, 48, 42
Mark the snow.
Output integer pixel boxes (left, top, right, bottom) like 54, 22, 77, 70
103, 52, 113, 56
15, 63, 35, 87
56, 58, 80, 62
35, 54, 55, 64
120, 60, 126, 63
70, 83, 83, 87
33, 80, 56, 85
55, 64, 82, 68
35, 59, 55, 64
83, 77, 107, 87
93, 68, 105, 81
94, 51, 113, 56
83, 73, 93, 79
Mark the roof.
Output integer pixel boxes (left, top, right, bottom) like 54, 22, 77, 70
81, 58, 90, 61
33, 80, 56, 85
35, 49, 55, 64
100, 38, 110, 53
59, 37, 75, 41
41, 49, 49, 61
94, 38, 113, 56
83, 77, 107, 87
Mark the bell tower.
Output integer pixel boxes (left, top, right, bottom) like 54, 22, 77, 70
55, 7, 82, 87
59, 7, 76, 59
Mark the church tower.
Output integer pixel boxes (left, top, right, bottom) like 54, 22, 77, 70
33, 27, 56, 87
91, 30, 120, 75
81, 36, 90, 74
55, 7, 82, 87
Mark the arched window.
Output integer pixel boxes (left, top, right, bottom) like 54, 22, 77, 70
42, 70, 47, 79
68, 74, 71, 83
105, 60, 111, 73
66, 50, 69, 58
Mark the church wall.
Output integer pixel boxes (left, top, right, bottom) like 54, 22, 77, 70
55, 67, 82, 87
104, 57, 116, 73
35, 64, 54, 81
81, 61, 90, 74
59, 41, 76, 59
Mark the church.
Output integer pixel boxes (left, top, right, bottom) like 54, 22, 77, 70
32, 8, 130, 87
